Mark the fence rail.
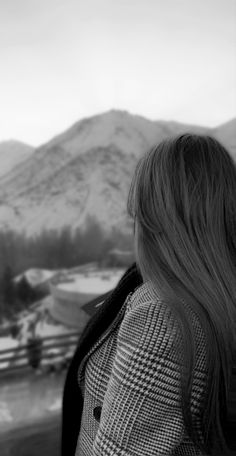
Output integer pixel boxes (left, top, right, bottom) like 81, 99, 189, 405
0, 331, 80, 374
0, 288, 114, 375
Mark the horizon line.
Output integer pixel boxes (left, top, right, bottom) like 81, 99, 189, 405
0, 108, 235, 149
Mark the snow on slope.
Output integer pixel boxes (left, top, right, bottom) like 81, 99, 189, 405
0, 111, 235, 236
0, 266, 123, 371
0, 140, 34, 177
213, 118, 236, 156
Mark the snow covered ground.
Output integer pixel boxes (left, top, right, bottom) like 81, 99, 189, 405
0, 338, 19, 369
0, 371, 66, 431
0, 267, 125, 371
56, 268, 124, 294
0, 266, 128, 434
0, 295, 77, 371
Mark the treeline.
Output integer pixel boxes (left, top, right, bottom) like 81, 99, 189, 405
0, 216, 134, 320
0, 216, 134, 276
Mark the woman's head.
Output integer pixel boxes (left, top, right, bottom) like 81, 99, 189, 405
128, 134, 236, 454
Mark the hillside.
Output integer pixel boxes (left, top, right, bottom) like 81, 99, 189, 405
0, 110, 235, 236
0, 141, 34, 178
212, 118, 236, 154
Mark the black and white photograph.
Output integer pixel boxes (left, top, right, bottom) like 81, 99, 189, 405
0, 1, 235, 455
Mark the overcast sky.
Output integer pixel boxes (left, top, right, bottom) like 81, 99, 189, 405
0, 0, 235, 146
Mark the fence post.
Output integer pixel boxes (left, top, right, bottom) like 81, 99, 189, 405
27, 337, 43, 369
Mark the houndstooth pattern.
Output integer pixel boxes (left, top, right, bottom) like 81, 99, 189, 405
75, 282, 208, 456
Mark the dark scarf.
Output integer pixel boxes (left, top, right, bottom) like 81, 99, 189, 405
61, 263, 143, 456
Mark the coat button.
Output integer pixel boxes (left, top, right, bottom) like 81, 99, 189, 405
93, 406, 102, 422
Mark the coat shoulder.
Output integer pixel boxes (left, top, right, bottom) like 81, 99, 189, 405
119, 281, 182, 356
126, 281, 179, 330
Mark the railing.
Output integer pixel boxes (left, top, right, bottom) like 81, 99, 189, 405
0, 331, 80, 375
0, 288, 114, 376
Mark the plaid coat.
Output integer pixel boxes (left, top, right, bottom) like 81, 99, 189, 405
61, 264, 236, 456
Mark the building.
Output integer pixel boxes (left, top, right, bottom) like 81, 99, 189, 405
49, 267, 124, 330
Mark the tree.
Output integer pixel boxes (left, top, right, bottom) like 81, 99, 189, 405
15, 276, 34, 306
1, 265, 16, 316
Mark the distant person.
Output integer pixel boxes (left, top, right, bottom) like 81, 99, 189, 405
61, 134, 236, 455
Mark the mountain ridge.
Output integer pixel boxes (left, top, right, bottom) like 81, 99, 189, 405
0, 110, 235, 237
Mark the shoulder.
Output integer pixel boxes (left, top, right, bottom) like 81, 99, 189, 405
125, 281, 178, 330
119, 282, 181, 355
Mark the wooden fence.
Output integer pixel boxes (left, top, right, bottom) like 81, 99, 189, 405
0, 287, 114, 376
0, 331, 80, 375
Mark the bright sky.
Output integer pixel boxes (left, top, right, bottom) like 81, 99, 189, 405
0, 0, 235, 146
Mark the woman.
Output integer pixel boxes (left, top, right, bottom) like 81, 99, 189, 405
61, 134, 236, 455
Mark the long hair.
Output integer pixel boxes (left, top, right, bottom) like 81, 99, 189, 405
127, 134, 236, 454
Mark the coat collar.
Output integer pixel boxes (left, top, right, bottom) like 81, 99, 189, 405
74, 263, 143, 367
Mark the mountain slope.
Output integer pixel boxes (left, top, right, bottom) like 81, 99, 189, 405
0, 111, 235, 236
0, 140, 34, 178
212, 118, 236, 154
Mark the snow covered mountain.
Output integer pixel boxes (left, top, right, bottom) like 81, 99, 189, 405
0, 140, 34, 178
212, 118, 236, 155
0, 110, 235, 236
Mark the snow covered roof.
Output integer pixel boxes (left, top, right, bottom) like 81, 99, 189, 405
14, 268, 58, 287
55, 269, 124, 295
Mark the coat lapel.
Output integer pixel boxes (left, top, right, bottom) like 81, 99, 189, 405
73, 263, 142, 367
77, 292, 134, 389
61, 263, 143, 456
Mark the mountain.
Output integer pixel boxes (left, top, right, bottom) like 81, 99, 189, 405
0, 140, 34, 178
212, 118, 236, 155
0, 110, 235, 237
